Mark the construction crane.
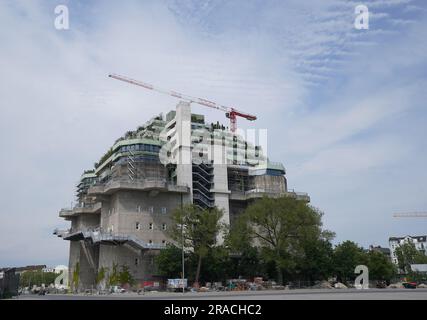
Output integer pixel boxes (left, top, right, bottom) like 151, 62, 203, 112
108, 73, 257, 132
393, 212, 427, 218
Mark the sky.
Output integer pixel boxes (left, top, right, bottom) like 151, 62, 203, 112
0, 0, 426, 267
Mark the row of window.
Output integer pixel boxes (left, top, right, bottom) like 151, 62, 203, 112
107, 206, 168, 215
137, 206, 167, 214
119, 144, 161, 153
135, 222, 167, 231
115, 155, 160, 165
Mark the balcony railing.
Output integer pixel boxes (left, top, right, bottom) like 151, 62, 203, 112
229, 188, 310, 202
88, 177, 188, 195
59, 202, 102, 218
57, 227, 166, 250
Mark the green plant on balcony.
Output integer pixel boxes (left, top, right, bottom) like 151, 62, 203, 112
94, 147, 114, 169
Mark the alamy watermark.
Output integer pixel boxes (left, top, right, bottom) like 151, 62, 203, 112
354, 265, 369, 289
355, 4, 369, 30
54, 5, 69, 30
158, 121, 268, 167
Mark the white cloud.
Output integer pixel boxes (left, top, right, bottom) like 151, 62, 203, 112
0, 0, 426, 265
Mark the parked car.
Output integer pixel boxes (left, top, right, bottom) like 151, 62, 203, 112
402, 282, 417, 289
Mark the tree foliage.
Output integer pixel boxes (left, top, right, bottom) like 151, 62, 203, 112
19, 271, 57, 288
332, 241, 367, 283
234, 196, 333, 284
395, 242, 427, 274
72, 262, 80, 291
96, 267, 107, 285
366, 251, 396, 281
332, 241, 397, 284
155, 245, 183, 278
297, 237, 334, 282
107, 263, 134, 286
154, 197, 400, 287
169, 204, 224, 285
119, 265, 134, 286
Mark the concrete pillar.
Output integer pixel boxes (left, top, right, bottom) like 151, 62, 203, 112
211, 164, 230, 244
175, 101, 193, 202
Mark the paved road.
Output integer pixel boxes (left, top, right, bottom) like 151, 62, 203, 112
16, 288, 427, 300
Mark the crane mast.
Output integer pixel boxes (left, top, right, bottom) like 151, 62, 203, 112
108, 73, 257, 132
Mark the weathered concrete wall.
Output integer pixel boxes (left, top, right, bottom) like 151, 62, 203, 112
67, 241, 100, 291
78, 241, 98, 290
251, 175, 286, 192
98, 244, 159, 284
71, 214, 100, 231
68, 240, 80, 286
101, 190, 182, 244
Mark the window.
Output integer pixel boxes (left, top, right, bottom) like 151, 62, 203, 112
135, 258, 139, 266
148, 240, 153, 244
148, 206, 154, 214
162, 223, 167, 231
149, 223, 153, 230
162, 240, 166, 245
161, 207, 167, 214
135, 222, 140, 230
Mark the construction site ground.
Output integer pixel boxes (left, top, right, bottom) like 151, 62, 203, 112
14, 288, 427, 300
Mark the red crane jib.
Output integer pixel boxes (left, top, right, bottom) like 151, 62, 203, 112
226, 110, 257, 121
108, 73, 257, 132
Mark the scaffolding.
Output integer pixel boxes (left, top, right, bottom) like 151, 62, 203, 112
227, 168, 249, 192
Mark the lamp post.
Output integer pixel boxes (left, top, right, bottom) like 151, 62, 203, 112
181, 194, 185, 294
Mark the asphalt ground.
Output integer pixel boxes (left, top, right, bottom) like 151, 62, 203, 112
14, 288, 427, 300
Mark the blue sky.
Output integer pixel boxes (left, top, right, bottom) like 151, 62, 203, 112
0, 0, 426, 267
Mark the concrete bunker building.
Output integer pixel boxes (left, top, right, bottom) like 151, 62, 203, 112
55, 102, 309, 290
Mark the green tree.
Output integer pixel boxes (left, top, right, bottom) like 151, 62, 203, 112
169, 204, 224, 286
297, 236, 334, 284
19, 271, 57, 288
366, 251, 396, 282
395, 242, 427, 273
228, 246, 266, 280
226, 217, 266, 279
119, 265, 134, 286
195, 246, 232, 283
332, 241, 368, 284
236, 196, 331, 285
155, 245, 184, 278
